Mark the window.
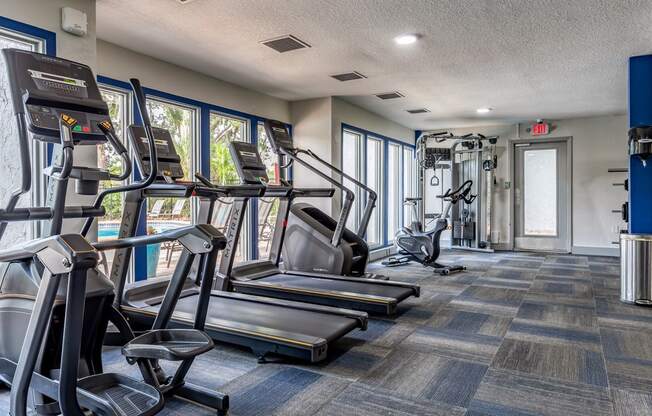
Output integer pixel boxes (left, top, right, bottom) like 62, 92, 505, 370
256, 123, 280, 259
387, 143, 401, 240
342, 129, 363, 231
366, 137, 383, 247
145, 97, 198, 278
97, 86, 131, 275
341, 125, 416, 249
209, 112, 249, 262
403, 147, 417, 227
209, 112, 247, 184
0, 28, 47, 249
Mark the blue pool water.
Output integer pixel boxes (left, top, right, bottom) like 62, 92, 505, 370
98, 222, 188, 239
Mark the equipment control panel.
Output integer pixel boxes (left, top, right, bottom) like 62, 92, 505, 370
229, 141, 269, 184
264, 119, 294, 154
128, 125, 185, 181
3, 48, 110, 144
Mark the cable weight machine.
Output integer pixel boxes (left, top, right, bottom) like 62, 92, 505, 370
417, 131, 498, 252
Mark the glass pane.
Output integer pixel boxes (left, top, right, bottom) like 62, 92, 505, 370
387, 144, 401, 239
209, 112, 248, 263
257, 123, 279, 259
97, 87, 129, 275
342, 130, 361, 231
257, 123, 279, 184
209, 113, 246, 184
146, 98, 195, 181
366, 137, 383, 246
144, 99, 196, 278
0, 32, 40, 249
524, 148, 557, 236
403, 148, 416, 227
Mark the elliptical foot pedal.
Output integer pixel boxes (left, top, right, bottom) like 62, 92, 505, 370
77, 373, 163, 416
122, 329, 214, 362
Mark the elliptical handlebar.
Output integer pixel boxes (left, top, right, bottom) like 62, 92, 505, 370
80, 78, 159, 237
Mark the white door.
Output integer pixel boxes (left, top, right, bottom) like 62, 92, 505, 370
514, 140, 571, 252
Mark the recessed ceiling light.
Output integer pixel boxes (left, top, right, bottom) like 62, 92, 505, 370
476, 108, 492, 114
394, 34, 418, 45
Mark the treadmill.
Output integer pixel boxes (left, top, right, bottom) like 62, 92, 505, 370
113, 125, 367, 363
210, 141, 420, 316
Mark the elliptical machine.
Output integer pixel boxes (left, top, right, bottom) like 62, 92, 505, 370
0, 48, 228, 415
383, 180, 476, 275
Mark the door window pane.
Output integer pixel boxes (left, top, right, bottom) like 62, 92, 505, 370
0, 30, 43, 248
524, 148, 557, 236
387, 143, 401, 239
145, 98, 197, 278
209, 112, 248, 262
342, 130, 362, 231
366, 137, 383, 246
403, 147, 416, 227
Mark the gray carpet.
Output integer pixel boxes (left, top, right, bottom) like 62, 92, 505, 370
2, 251, 652, 415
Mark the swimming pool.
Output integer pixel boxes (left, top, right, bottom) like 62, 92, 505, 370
98, 221, 190, 239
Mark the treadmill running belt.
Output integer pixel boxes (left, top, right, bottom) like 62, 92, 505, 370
144, 294, 357, 342
258, 273, 414, 301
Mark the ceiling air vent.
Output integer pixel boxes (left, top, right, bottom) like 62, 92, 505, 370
176, 0, 197, 3
261, 35, 311, 53
376, 91, 404, 100
406, 108, 430, 114
331, 71, 367, 82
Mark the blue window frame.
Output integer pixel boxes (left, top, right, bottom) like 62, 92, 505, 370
340, 123, 416, 249
97, 75, 289, 280
0, 17, 56, 246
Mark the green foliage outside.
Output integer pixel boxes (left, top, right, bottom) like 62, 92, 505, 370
97, 92, 280, 236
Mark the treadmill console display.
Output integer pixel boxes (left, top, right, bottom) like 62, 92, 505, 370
128, 125, 185, 180
2, 48, 110, 144
229, 142, 268, 184
264, 119, 293, 154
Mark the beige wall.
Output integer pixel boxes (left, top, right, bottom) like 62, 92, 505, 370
289, 97, 333, 213
289, 96, 416, 217
97, 40, 290, 123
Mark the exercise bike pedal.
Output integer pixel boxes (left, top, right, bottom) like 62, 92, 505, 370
122, 329, 214, 363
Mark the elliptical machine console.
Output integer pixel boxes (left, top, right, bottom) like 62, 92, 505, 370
0, 48, 228, 416
385, 180, 476, 275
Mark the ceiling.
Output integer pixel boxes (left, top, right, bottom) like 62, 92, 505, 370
97, 0, 652, 129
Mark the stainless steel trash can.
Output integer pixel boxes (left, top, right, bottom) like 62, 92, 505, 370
621, 233, 652, 305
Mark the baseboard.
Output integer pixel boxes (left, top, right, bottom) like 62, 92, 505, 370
572, 245, 619, 257
369, 246, 395, 261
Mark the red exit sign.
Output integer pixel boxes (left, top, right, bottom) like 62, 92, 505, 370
531, 122, 550, 136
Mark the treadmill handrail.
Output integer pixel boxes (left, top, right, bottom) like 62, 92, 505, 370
291, 188, 335, 198
296, 148, 377, 239
93, 225, 221, 252
195, 173, 266, 197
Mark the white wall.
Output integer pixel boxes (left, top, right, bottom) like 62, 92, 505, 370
429, 115, 627, 255
1, 0, 98, 237
97, 40, 290, 123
